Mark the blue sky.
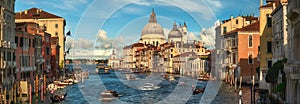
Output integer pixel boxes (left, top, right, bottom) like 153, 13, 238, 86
16, 0, 260, 59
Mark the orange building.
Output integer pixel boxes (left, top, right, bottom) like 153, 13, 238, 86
224, 21, 260, 82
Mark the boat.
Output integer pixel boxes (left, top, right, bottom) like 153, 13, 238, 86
20, 81, 29, 102
192, 86, 206, 95
95, 68, 99, 74
101, 90, 119, 100
50, 89, 67, 102
139, 83, 160, 91
47, 83, 58, 91
63, 79, 74, 85
178, 81, 187, 86
168, 76, 175, 81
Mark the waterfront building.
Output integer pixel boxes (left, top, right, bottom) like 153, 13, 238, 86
50, 37, 60, 80
117, 9, 208, 74
285, 0, 300, 103
223, 21, 260, 83
108, 49, 121, 69
258, 0, 276, 89
123, 43, 144, 69
270, 0, 288, 102
15, 8, 66, 70
0, 0, 16, 102
214, 15, 258, 80
15, 22, 36, 89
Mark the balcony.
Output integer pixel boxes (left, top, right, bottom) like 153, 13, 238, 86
10, 43, 16, 49
36, 58, 45, 64
21, 66, 35, 72
285, 64, 300, 80
1, 40, 7, 48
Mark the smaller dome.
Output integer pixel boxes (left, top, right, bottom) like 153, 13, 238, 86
168, 22, 182, 38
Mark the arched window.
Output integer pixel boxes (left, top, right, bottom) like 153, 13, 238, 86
156, 41, 158, 46
248, 52, 253, 64
249, 35, 253, 47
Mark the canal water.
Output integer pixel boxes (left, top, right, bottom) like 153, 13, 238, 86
42, 65, 210, 104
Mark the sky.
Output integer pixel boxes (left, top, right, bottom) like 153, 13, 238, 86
16, 0, 260, 59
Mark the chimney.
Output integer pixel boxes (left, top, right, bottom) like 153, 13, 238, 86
25, 10, 28, 14
230, 15, 233, 20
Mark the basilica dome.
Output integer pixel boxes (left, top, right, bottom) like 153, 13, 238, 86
141, 23, 164, 36
168, 22, 182, 38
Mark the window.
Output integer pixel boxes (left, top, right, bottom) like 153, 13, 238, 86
249, 35, 253, 47
55, 24, 58, 28
267, 60, 272, 69
15, 36, 18, 46
46, 47, 50, 55
171, 49, 173, 52
236, 19, 238, 24
223, 27, 227, 34
20, 37, 23, 47
29, 39, 31, 47
55, 32, 58, 36
267, 16, 272, 27
267, 41, 272, 53
13, 52, 15, 61
248, 54, 253, 64
171, 54, 173, 58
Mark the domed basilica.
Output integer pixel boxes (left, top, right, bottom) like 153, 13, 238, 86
139, 9, 188, 46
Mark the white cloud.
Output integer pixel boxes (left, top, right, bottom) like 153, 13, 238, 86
187, 32, 197, 41
199, 21, 220, 49
163, 28, 171, 39
96, 30, 108, 42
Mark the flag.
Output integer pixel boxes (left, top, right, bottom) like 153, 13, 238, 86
66, 31, 71, 36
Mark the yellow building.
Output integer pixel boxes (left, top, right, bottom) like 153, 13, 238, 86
15, 8, 66, 68
258, 0, 276, 89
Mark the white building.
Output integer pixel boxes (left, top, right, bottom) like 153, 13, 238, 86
0, 0, 16, 102
285, 0, 300, 103
108, 50, 121, 69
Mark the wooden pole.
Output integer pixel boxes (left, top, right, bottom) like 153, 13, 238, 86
29, 84, 32, 104
4, 88, 6, 104
235, 77, 237, 91
239, 77, 242, 89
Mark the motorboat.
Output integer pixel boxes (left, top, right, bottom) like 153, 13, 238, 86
101, 90, 119, 100
178, 81, 187, 86
63, 79, 74, 85
95, 68, 99, 74
139, 83, 160, 91
47, 83, 58, 91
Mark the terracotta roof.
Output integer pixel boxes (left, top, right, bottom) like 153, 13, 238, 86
174, 52, 196, 58
260, 3, 273, 8
225, 21, 260, 35
132, 43, 144, 47
15, 8, 63, 19
242, 16, 258, 21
